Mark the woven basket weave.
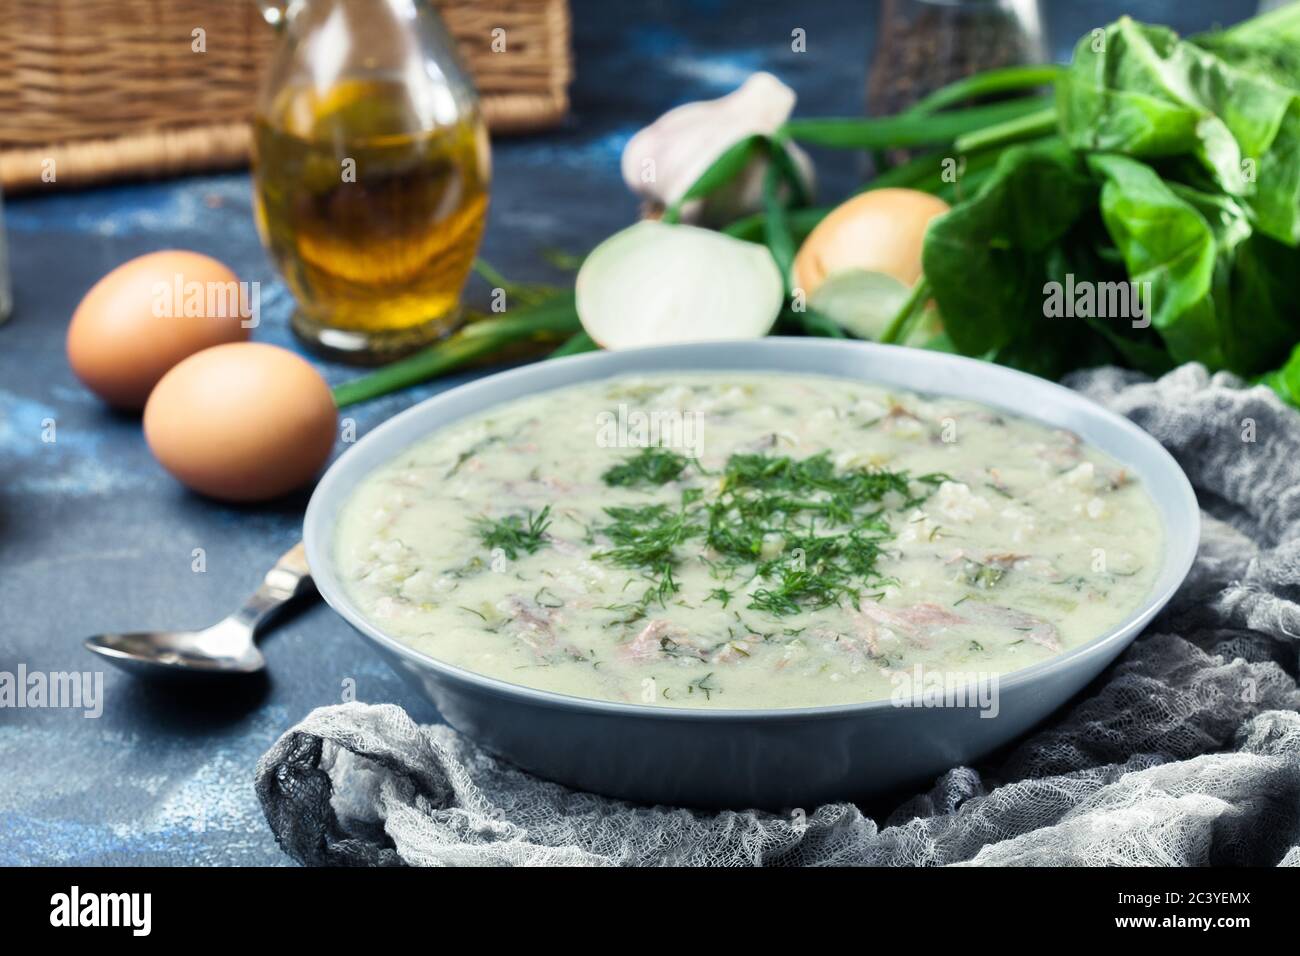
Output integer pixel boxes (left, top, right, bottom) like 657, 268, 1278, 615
0, 0, 571, 193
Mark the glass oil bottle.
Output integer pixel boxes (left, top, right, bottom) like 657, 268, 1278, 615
252, 0, 491, 361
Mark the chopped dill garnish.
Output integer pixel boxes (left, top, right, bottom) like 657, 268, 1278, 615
534, 586, 564, 608
601, 447, 692, 487
708, 586, 734, 608
749, 530, 891, 614
593, 503, 700, 608
447, 433, 504, 477
589, 449, 941, 616
473, 505, 552, 560
906, 472, 952, 508
688, 672, 719, 700
444, 555, 486, 579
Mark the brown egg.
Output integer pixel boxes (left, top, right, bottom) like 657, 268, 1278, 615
67, 250, 253, 409
144, 343, 337, 502
793, 188, 951, 298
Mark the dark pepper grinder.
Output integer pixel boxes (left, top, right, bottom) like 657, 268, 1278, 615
868, 0, 1045, 119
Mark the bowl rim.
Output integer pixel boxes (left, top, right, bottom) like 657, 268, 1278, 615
304, 338, 1200, 722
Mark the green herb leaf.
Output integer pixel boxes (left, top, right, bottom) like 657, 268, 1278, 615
332, 293, 580, 408
781, 97, 1053, 149
591, 450, 941, 616
473, 506, 553, 561
601, 447, 691, 487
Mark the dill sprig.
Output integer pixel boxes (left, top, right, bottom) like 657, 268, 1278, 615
591, 448, 943, 616
708, 586, 734, 608
473, 505, 552, 560
749, 529, 892, 614
601, 447, 692, 487
593, 503, 701, 607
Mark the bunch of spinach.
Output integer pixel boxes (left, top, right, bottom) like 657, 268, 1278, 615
726, 8, 1300, 405
923, 13, 1300, 387
901, 11, 1300, 399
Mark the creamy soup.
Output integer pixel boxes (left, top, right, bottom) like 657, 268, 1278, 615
336, 373, 1163, 709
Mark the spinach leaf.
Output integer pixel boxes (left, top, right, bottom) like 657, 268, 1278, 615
1060, 16, 1300, 244
1171, 183, 1300, 375
1086, 153, 1225, 368
1058, 19, 1247, 198
1219, 233, 1300, 375
904, 13, 1300, 397
1258, 342, 1300, 405
921, 141, 1095, 360
1084, 154, 1300, 377
1045, 227, 1174, 377
1194, 32, 1300, 87
1191, 36, 1300, 247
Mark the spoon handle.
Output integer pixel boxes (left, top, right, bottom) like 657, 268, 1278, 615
232, 542, 314, 635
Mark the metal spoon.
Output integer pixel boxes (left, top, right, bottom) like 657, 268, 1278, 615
84, 543, 314, 678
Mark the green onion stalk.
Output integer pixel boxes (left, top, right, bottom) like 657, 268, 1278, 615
332, 293, 580, 408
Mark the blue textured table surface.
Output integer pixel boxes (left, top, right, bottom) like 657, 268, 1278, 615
0, 0, 1245, 865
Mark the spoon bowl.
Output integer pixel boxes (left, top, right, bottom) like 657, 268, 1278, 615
85, 626, 265, 677
84, 544, 312, 679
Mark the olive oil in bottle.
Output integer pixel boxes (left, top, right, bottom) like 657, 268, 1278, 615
251, 0, 491, 361
253, 78, 490, 360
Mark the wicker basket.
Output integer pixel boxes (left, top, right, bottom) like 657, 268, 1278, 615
0, 0, 572, 193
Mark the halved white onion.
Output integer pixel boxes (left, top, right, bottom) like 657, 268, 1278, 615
575, 221, 784, 350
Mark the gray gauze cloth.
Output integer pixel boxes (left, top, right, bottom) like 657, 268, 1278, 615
256, 364, 1300, 866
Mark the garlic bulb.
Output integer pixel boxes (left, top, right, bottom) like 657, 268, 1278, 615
621, 72, 815, 226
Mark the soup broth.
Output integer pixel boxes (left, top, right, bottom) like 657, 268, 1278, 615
335, 373, 1163, 709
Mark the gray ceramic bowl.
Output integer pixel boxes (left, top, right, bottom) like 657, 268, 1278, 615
304, 339, 1199, 810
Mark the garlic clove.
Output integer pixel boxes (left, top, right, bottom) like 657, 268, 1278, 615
621, 72, 815, 224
